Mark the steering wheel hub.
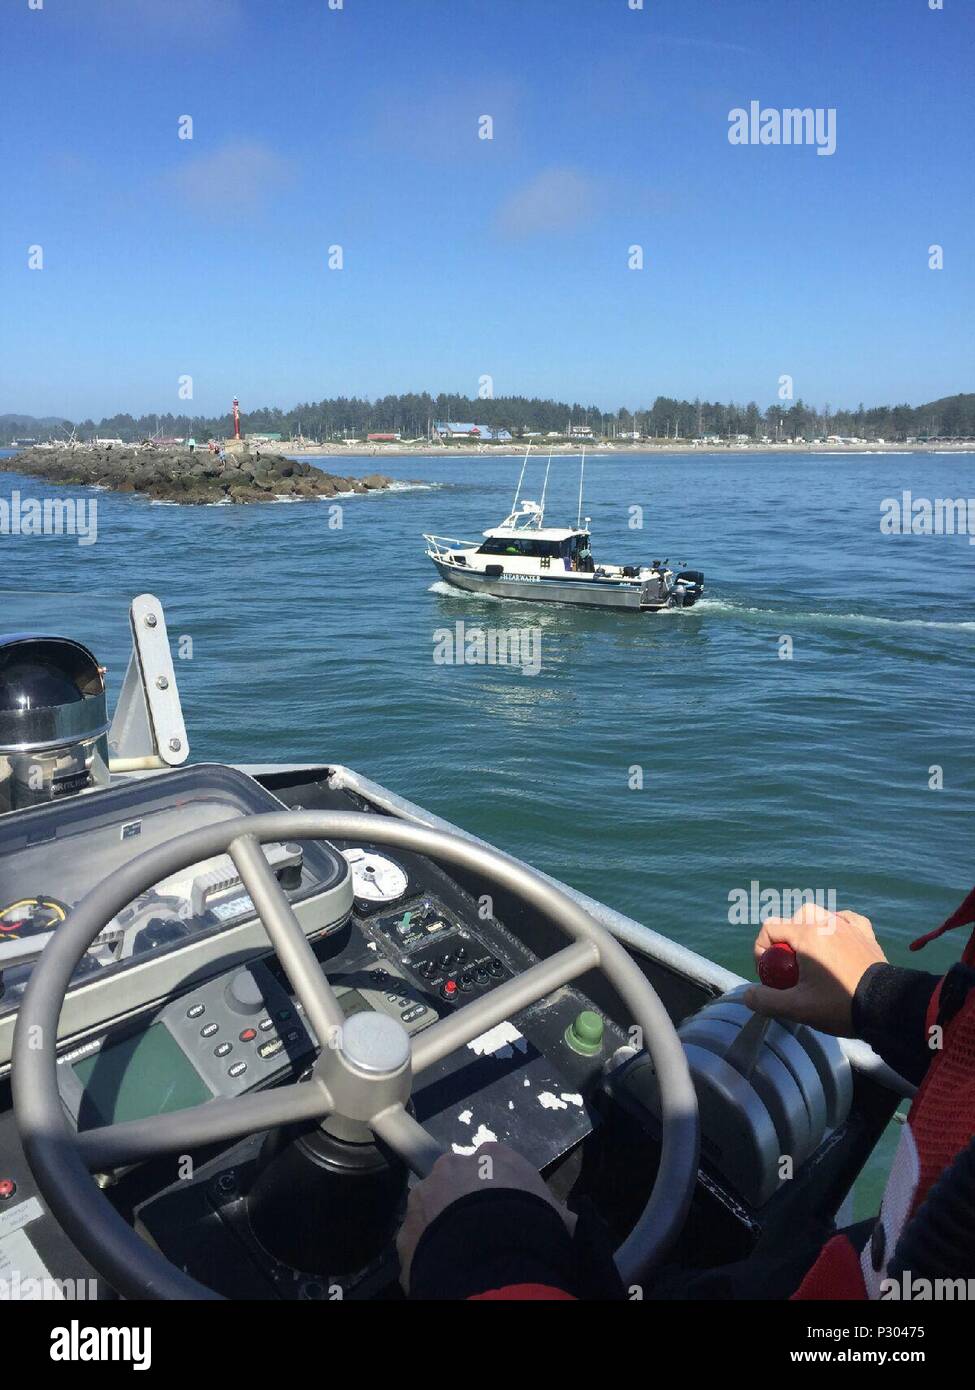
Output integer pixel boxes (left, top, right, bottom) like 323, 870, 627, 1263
340, 1011, 411, 1075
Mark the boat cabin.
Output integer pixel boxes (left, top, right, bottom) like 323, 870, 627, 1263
475, 524, 594, 574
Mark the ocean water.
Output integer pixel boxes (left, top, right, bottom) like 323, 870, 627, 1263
0, 448, 971, 986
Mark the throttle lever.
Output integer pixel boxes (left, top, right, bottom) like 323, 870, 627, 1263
726, 943, 799, 1078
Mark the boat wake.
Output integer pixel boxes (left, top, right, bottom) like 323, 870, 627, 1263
690, 596, 975, 631
427, 580, 509, 602
427, 584, 974, 631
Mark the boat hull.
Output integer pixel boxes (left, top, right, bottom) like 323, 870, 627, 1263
431, 559, 668, 611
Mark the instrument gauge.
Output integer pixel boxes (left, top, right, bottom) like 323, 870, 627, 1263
342, 848, 409, 909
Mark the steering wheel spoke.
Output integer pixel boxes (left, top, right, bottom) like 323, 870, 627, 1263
76, 1077, 332, 1171
371, 1104, 445, 1177
410, 939, 600, 1075
228, 833, 346, 1044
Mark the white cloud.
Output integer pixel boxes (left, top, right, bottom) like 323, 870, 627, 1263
160, 141, 294, 211
495, 168, 602, 238
91, 0, 243, 38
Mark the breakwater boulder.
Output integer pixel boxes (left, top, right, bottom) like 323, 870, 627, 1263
0, 445, 402, 505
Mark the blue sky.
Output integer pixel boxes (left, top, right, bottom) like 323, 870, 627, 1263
2, 0, 973, 419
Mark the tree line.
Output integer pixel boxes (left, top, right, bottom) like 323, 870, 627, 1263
4, 392, 973, 444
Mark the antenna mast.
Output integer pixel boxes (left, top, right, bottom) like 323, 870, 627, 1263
576, 447, 586, 528
539, 449, 553, 523
511, 441, 532, 512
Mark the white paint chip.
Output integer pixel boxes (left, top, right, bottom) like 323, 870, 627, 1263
538, 1091, 568, 1111
457, 1109, 473, 1126
451, 1123, 498, 1156
466, 1021, 526, 1059
560, 1093, 584, 1108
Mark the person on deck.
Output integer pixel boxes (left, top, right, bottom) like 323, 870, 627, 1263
396, 891, 975, 1300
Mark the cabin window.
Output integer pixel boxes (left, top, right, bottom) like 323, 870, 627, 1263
478, 537, 563, 558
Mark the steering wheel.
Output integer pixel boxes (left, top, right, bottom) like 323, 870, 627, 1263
12, 811, 699, 1299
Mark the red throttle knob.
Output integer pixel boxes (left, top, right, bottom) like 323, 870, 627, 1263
758, 942, 799, 990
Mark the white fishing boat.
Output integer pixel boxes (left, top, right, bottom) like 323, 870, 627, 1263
424, 449, 705, 612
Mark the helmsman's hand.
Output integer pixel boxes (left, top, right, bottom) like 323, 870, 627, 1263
743, 903, 887, 1036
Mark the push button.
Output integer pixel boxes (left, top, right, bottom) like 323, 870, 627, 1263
239, 1028, 257, 1042
214, 1042, 233, 1058
0, 1178, 17, 1201
439, 979, 459, 1002
258, 1017, 274, 1031
228, 1061, 247, 1079
201, 1021, 219, 1038
187, 1003, 205, 1019
258, 1037, 284, 1060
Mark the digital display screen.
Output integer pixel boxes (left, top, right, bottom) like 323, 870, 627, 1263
211, 895, 253, 922
338, 989, 373, 1019
73, 1023, 211, 1129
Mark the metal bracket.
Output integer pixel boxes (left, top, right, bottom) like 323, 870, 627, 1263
107, 595, 189, 771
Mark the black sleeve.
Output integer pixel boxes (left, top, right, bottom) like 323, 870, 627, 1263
851, 962, 943, 1086
407, 1188, 624, 1301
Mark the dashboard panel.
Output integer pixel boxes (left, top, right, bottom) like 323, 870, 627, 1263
0, 765, 353, 1066
0, 766, 628, 1298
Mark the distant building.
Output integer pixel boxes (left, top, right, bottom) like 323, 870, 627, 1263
367, 432, 400, 442
246, 432, 282, 442
570, 424, 594, 438
433, 421, 510, 441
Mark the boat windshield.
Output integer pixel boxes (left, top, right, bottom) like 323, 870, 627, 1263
478, 536, 565, 558
478, 533, 589, 556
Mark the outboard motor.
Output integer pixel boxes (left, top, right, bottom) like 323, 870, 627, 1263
0, 636, 110, 814
672, 570, 705, 607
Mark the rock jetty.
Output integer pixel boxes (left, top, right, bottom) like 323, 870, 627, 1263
1, 445, 404, 505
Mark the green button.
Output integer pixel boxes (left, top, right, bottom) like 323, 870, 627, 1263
565, 1009, 603, 1056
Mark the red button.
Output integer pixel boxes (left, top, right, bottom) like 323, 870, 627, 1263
0, 1179, 17, 1201
239, 1028, 257, 1042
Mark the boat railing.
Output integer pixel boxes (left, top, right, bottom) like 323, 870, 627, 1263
423, 533, 478, 560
